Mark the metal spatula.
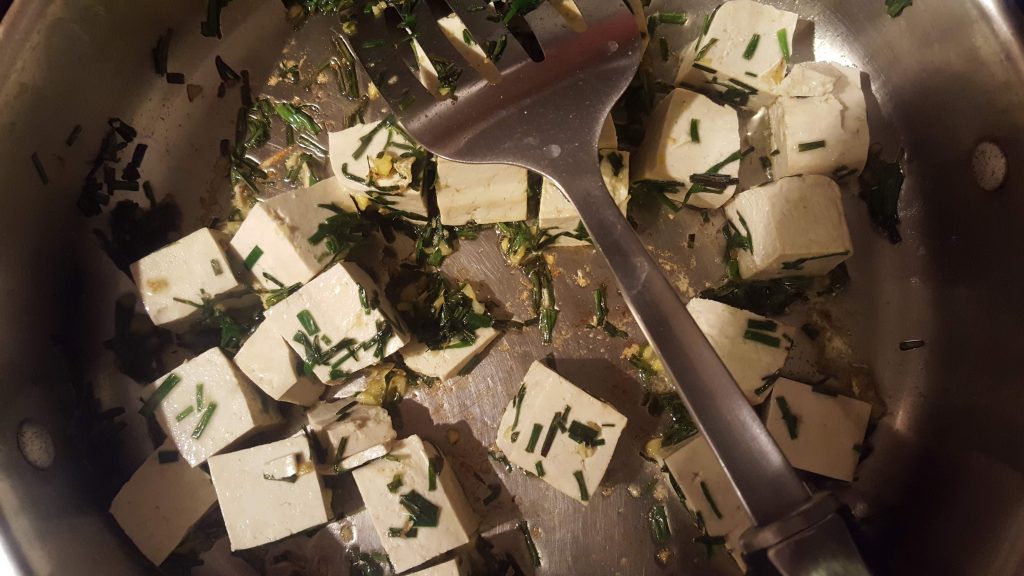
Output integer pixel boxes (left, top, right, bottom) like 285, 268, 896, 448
344, 1, 870, 572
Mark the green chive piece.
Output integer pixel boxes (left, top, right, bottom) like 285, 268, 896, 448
573, 470, 589, 502
699, 480, 722, 519
695, 37, 718, 62
744, 329, 781, 347
243, 246, 263, 269
297, 310, 320, 335
387, 474, 404, 493
388, 526, 418, 538
659, 36, 670, 62
358, 285, 371, 314
195, 383, 204, 411
567, 421, 603, 447
140, 373, 182, 417
658, 12, 686, 25
400, 490, 441, 527
777, 28, 791, 63
210, 259, 224, 276
175, 405, 194, 421
747, 318, 777, 332
535, 461, 546, 477
191, 403, 217, 439
428, 456, 443, 491
798, 140, 827, 152
743, 33, 761, 60
649, 504, 671, 544
525, 423, 543, 453
518, 520, 542, 566
510, 384, 526, 430
462, 29, 475, 45
690, 118, 700, 143
776, 396, 799, 439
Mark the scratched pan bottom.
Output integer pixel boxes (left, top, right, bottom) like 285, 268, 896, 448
0, 0, 1023, 575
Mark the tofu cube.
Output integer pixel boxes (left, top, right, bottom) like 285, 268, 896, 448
208, 436, 332, 550
632, 88, 742, 209
435, 159, 529, 226
228, 177, 361, 289
131, 228, 242, 330
724, 175, 853, 280
352, 435, 478, 573
144, 347, 280, 467
109, 441, 217, 566
264, 262, 410, 383
768, 62, 870, 179
401, 327, 500, 380
404, 558, 469, 576
765, 378, 872, 481
686, 298, 793, 405
663, 434, 752, 541
540, 150, 629, 246
306, 400, 397, 471
234, 320, 324, 406
328, 121, 428, 217
675, 0, 799, 108
437, 14, 500, 83
495, 361, 627, 504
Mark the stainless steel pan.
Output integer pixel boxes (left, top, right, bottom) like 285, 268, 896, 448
0, 0, 1021, 574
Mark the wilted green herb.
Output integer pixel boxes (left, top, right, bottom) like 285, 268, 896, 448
859, 144, 905, 244
885, 0, 912, 18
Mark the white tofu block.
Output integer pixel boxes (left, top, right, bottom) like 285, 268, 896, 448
495, 362, 627, 504
131, 228, 242, 330
229, 177, 360, 289
309, 402, 397, 472
663, 435, 753, 538
234, 320, 324, 406
540, 150, 630, 246
264, 262, 410, 383
724, 175, 853, 280
146, 347, 280, 467
632, 88, 741, 209
765, 378, 872, 481
401, 327, 500, 380
686, 298, 793, 405
109, 441, 217, 566
437, 14, 500, 83
675, 0, 798, 107
352, 435, 478, 573
328, 121, 428, 217
208, 436, 332, 550
598, 114, 618, 150
435, 159, 529, 226
769, 62, 870, 179
404, 558, 468, 576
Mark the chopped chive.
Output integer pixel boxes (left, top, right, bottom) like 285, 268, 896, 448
462, 29, 474, 45
776, 396, 799, 439
510, 384, 526, 430
899, 339, 925, 351
175, 405, 194, 421
658, 12, 687, 24
781, 251, 850, 271
747, 318, 778, 332
777, 28, 791, 63
692, 62, 717, 74
153, 29, 172, 75
694, 37, 718, 62
690, 118, 700, 143
428, 455, 444, 491
567, 421, 603, 447
744, 330, 781, 348
755, 374, 780, 396
535, 461, 546, 477
214, 55, 241, 86
166, 72, 186, 84
297, 310, 320, 335
699, 480, 722, 519
400, 490, 441, 527
195, 383, 204, 411
573, 470, 589, 502
191, 402, 217, 439
759, 155, 772, 171
518, 520, 542, 567
525, 423, 543, 453
659, 36, 669, 62
798, 140, 827, 152
30, 153, 48, 185
66, 124, 83, 147
243, 246, 263, 269
361, 39, 386, 49
210, 259, 224, 276
485, 34, 507, 62
140, 373, 182, 417
358, 286, 371, 314
745, 71, 758, 77
649, 504, 671, 544
157, 450, 179, 464
482, 484, 501, 505
387, 474, 404, 493
332, 436, 349, 472
539, 409, 563, 457
742, 33, 761, 60
387, 526, 418, 538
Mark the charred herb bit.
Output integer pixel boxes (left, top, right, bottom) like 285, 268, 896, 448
777, 28, 791, 64
66, 124, 84, 147
886, 0, 912, 18
859, 144, 905, 244
743, 33, 761, 60
166, 72, 186, 84
153, 29, 173, 75
349, 548, 388, 576
606, 151, 625, 177
400, 490, 441, 527
781, 251, 851, 271
694, 533, 727, 557
699, 480, 722, 519
690, 172, 738, 191
573, 470, 590, 502
755, 373, 780, 396
140, 373, 182, 417
518, 520, 542, 567
157, 450, 179, 464
30, 153, 48, 185
191, 402, 218, 439
775, 396, 799, 439
699, 276, 812, 317
649, 504, 671, 544
215, 55, 241, 87
201, 0, 231, 38
899, 339, 925, 351
488, 449, 513, 473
